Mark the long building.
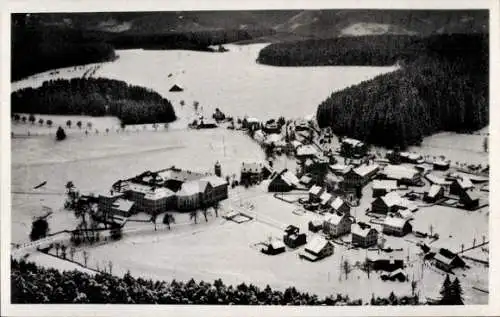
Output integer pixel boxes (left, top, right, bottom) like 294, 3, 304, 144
100, 166, 228, 215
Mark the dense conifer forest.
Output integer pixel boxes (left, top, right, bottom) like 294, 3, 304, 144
11, 78, 177, 125
258, 34, 488, 148
11, 259, 421, 305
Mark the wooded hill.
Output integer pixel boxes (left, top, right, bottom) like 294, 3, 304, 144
11, 78, 177, 125
259, 33, 488, 148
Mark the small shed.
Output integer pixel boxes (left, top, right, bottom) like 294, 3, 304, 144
169, 84, 184, 92
261, 240, 286, 255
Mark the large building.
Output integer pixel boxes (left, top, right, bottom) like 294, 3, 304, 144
323, 212, 353, 238
379, 165, 421, 186
340, 138, 367, 158
240, 162, 273, 185
101, 166, 229, 214
382, 216, 413, 236
268, 169, 301, 192
343, 164, 380, 188
351, 223, 378, 248
299, 236, 335, 262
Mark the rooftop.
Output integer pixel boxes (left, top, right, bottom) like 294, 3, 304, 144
305, 235, 331, 254
382, 165, 419, 180
330, 197, 347, 211
342, 138, 364, 147
372, 180, 398, 191
296, 145, 318, 157
353, 164, 379, 177
309, 185, 323, 196
383, 216, 409, 229
112, 198, 135, 213
427, 185, 443, 198
352, 224, 376, 238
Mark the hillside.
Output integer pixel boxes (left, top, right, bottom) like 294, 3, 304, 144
315, 34, 488, 148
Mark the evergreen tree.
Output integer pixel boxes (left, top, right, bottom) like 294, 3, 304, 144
451, 277, 464, 305
439, 274, 453, 305
55, 127, 66, 141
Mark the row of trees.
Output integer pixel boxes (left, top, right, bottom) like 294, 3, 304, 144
11, 78, 177, 125
11, 258, 421, 305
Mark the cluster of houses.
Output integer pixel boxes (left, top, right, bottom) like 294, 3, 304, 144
98, 165, 229, 225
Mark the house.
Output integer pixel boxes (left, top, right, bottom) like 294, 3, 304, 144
460, 189, 480, 210
415, 163, 433, 174
302, 155, 330, 184
243, 117, 261, 130
433, 160, 450, 171
425, 173, 452, 187
329, 197, 350, 215
319, 191, 333, 207
308, 219, 324, 233
343, 164, 379, 188
283, 225, 307, 248
98, 190, 125, 217
109, 198, 135, 225
371, 191, 404, 215
268, 169, 300, 192
351, 223, 378, 248
176, 181, 203, 210
261, 240, 286, 255
299, 236, 335, 262
323, 212, 353, 237
399, 152, 424, 164
197, 119, 218, 129
296, 145, 319, 160
368, 256, 405, 272
263, 120, 281, 134
199, 175, 229, 203
324, 173, 343, 192
340, 138, 367, 158
433, 248, 466, 272
424, 185, 445, 203
240, 162, 272, 185
308, 185, 324, 202
450, 177, 474, 196
382, 216, 413, 236
379, 165, 421, 186
169, 84, 184, 92
381, 269, 407, 282
372, 180, 398, 198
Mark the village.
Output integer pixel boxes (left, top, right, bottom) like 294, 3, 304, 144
12, 104, 488, 303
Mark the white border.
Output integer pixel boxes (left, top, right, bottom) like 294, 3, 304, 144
1, 0, 499, 316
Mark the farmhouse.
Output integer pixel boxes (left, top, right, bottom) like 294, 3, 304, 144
372, 180, 398, 198
351, 223, 378, 248
371, 191, 404, 215
268, 169, 300, 192
379, 165, 421, 186
340, 138, 367, 158
240, 162, 273, 185
382, 216, 413, 237
459, 189, 480, 210
343, 164, 380, 188
299, 236, 335, 262
329, 197, 350, 215
424, 185, 445, 203
450, 176, 474, 196
368, 256, 405, 272
433, 248, 466, 272
261, 240, 286, 255
323, 212, 353, 238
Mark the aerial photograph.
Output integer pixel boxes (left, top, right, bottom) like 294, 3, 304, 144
8, 8, 489, 309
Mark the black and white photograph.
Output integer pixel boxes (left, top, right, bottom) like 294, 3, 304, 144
1, 0, 498, 316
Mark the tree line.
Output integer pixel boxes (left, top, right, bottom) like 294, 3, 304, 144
11, 258, 422, 305
306, 33, 487, 149
11, 78, 177, 125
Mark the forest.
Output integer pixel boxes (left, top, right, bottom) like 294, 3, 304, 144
11, 259, 421, 305
257, 33, 488, 148
316, 34, 488, 148
11, 78, 177, 125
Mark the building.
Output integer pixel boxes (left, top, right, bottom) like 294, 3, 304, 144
371, 191, 405, 215
351, 223, 378, 248
299, 174, 314, 187
261, 240, 286, 255
302, 155, 330, 185
460, 189, 480, 210
263, 120, 281, 134
382, 216, 413, 236
433, 248, 466, 272
308, 219, 324, 233
197, 119, 218, 129
329, 197, 350, 215
399, 152, 424, 164
268, 169, 301, 192
319, 191, 333, 208
391, 208, 414, 220
98, 191, 125, 218
381, 269, 407, 282
243, 117, 261, 131
329, 164, 351, 176
372, 180, 398, 198
323, 212, 353, 237
308, 185, 324, 202
340, 138, 367, 158
343, 164, 380, 188
324, 173, 343, 192
240, 162, 272, 185
425, 173, 451, 186
379, 165, 421, 186
424, 185, 445, 203
299, 236, 334, 262
296, 145, 319, 160
368, 256, 405, 272
169, 84, 184, 92
450, 177, 474, 196
283, 225, 307, 248
433, 160, 450, 171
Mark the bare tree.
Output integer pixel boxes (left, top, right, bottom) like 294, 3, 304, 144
201, 207, 209, 222
108, 261, 113, 275
69, 247, 76, 261
54, 243, 60, 256
60, 244, 67, 259
83, 250, 89, 267
190, 210, 199, 224
343, 259, 351, 280
411, 280, 418, 296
